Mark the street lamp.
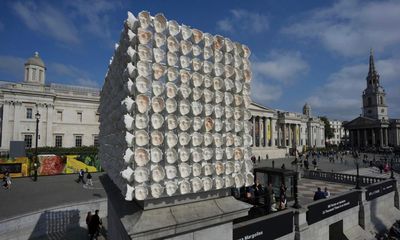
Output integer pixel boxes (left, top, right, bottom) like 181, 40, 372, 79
292, 144, 301, 209
34, 111, 40, 181
354, 152, 361, 189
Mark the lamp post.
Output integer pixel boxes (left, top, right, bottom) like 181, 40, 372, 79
292, 144, 301, 209
391, 156, 395, 179
34, 111, 40, 181
354, 152, 361, 189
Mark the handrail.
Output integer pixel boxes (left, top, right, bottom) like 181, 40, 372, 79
303, 170, 385, 186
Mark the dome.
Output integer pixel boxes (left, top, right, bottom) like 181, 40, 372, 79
303, 102, 311, 109
25, 52, 45, 68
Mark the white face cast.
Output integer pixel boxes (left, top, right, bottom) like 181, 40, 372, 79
125, 184, 134, 201
152, 81, 164, 96
152, 165, 166, 182
138, 45, 152, 62
226, 147, 233, 159
225, 119, 234, 132
167, 52, 178, 66
214, 105, 223, 119
180, 85, 191, 99
203, 47, 213, 60
234, 173, 245, 188
138, 28, 152, 45
235, 121, 243, 133
203, 61, 213, 74
215, 148, 224, 160
179, 163, 191, 178
234, 94, 243, 106
215, 91, 224, 104
135, 113, 148, 129
243, 121, 252, 133
154, 13, 167, 33
167, 36, 179, 53
191, 177, 202, 193
243, 109, 252, 120
180, 180, 191, 195
193, 117, 202, 131
224, 53, 233, 65
203, 75, 212, 88
135, 185, 148, 201
135, 148, 149, 167
179, 148, 190, 162
124, 148, 134, 164
193, 45, 202, 57
244, 148, 252, 160
203, 148, 213, 160
213, 133, 222, 147
234, 135, 242, 147
214, 35, 224, 50
180, 40, 192, 55
225, 106, 233, 119
204, 104, 213, 116
225, 65, 234, 78
202, 177, 213, 191
180, 70, 191, 84
165, 180, 178, 196
235, 80, 243, 93
137, 61, 151, 77
234, 148, 243, 161
225, 161, 234, 175
204, 133, 213, 146
152, 63, 166, 80
191, 148, 203, 162
151, 131, 164, 146
151, 183, 164, 198
243, 134, 252, 147
135, 130, 149, 147
151, 113, 164, 129
192, 73, 203, 88
225, 133, 234, 147
166, 148, 178, 164
168, 20, 180, 36
214, 63, 224, 77
234, 162, 242, 173
215, 161, 224, 175
152, 97, 165, 113
215, 177, 224, 189
166, 98, 177, 114
166, 132, 178, 148
192, 163, 202, 177
234, 108, 242, 120
166, 115, 178, 130
225, 92, 234, 106
214, 119, 223, 132
134, 167, 149, 183
126, 132, 134, 146
181, 25, 192, 40
153, 48, 165, 63
136, 94, 150, 113
225, 175, 234, 188
244, 160, 254, 173
192, 58, 202, 71
204, 164, 213, 176
179, 132, 190, 146
166, 82, 178, 98
121, 166, 134, 182
138, 11, 151, 28
192, 102, 203, 116
204, 33, 213, 47
179, 116, 191, 131
136, 76, 150, 94
192, 29, 203, 44
205, 117, 214, 132
214, 50, 223, 63
225, 78, 234, 92
151, 147, 163, 163
165, 166, 177, 180
192, 132, 203, 147
154, 32, 166, 48
180, 56, 191, 69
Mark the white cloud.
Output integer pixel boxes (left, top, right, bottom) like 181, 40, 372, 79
251, 81, 282, 103
217, 9, 269, 34
0, 55, 26, 81
11, 1, 80, 45
252, 50, 309, 84
283, 0, 400, 57
50, 63, 99, 87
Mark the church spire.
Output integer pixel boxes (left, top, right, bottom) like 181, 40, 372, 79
366, 48, 379, 86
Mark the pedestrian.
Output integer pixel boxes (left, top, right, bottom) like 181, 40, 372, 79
76, 169, 85, 184
281, 163, 286, 170
86, 211, 92, 235
324, 187, 331, 198
89, 209, 102, 239
86, 170, 93, 186
264, 183, 274, 212
4, 171, 11, 190
313, 187, 326, 201
2, 175, 9, 189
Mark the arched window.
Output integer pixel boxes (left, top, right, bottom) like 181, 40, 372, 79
380, 96, 383, 105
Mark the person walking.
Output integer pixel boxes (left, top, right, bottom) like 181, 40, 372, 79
86, 171, 93, 186
324, 187, 331, 198
313, 187, 326, 201
76, 169, 85, 184
89, 209, 102, 239
86, 211, 92, 236
4, 171, 11, 190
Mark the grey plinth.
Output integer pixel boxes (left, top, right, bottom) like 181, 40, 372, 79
101, 175, 252, 240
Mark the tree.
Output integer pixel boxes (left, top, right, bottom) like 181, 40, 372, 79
320, 116, 334, 140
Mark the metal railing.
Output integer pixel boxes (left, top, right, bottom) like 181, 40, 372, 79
303, 170, 385, 186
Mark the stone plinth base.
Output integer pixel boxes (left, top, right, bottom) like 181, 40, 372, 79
101, 175, 252, 240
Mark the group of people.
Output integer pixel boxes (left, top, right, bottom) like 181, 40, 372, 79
2, 171, 11, 189
76, 169, 93, 186
85, 209, 103, 239
313, 187, 330, 201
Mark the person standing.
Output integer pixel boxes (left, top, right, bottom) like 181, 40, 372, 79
76, 169, 85, 184
86, 171, 93, 186
313, 187, 326, 201
86, 211, 92, 236
89, 209, 102, 239
324, 187, 331, 198
253, 179, 264, 205
5, 171, 11, 190
264, 183, 274, 212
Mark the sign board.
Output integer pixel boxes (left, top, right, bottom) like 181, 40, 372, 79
306, 191, 359, 225
365, 180, 395, 201
233, 211, 293, 240
9, 141, 26, 158
0, 163, 22, 174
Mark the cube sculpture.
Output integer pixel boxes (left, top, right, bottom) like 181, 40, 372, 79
99, 11, 254, 201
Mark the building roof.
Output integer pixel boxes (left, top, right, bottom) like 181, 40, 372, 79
25, 52, 45, 68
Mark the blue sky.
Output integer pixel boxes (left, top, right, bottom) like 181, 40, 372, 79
0, 0, 399, 121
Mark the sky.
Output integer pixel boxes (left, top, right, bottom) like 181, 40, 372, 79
0, 0, 399, 121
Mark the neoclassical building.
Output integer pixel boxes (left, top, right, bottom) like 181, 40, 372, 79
0, 52, 100, 152
344, 51, 400, 148
327, 120, 347, 145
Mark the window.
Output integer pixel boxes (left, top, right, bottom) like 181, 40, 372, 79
93, 135, 99, 147
95, 113, 100, 122
39, 70, 43, 82
24, 135, 33, 148
381, 109, 385, 113
26, 108, 33, 119
75, 135, 82, 147
380, 96, 383, 105
57, 110, 63, 121
77, 112, 82, 122
32, 69, 36, 81
55, 135, 63, 147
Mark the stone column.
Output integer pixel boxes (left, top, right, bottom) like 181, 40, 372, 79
357, 130, 361, 148
384, 128, 388, 146
252, 117, 256, 147
350, 130, 354, 148
282, 124, 286, 147
371, 129, 376, 146
288, 124, 292, 147
46, 104, 54, 147
380, 128, 384, 147
259, 117, 263, 147
364, 129, 368, 147
270, 118, 274, 147
13, 102, 22, 140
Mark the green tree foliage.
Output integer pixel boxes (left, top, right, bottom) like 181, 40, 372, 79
320, 116, 334, 140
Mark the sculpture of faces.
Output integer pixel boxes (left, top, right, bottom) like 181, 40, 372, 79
136, 76, 150, 93
244, 134, 252, 147
204, 75, 212, 88
224, 53, 233, 65
234, 42, 243, 55
138, 11, 151, 29
152, 63, 166, 80
244, 121, 252, 133
121, 166, 134, 182
204, 33, 213, 47
215, 91, 224, 104
138, 45, 152, 62
234, 94, 243, 106
151, 113, 164, 129
166, 98, 177, 113
213, 133, 222, 147
225, 119, 234, 132
151, 147, 163, 163
126, 132, 134, 147
235, 80, 243, 93
166, 148, 178, 164
243, 58, 251, 70
213, 77, 223, 91
202, 177, 213, 191
168, 20, 180, 36
214, 119, 223, 132
181, 40, 192, 55
242, 45, 251, 58
234, 108, 242, 120
244, 148, 252, 160
181, 25, 192, 40
167, 36, 179, 53
165, 166, 177, 180
214, 105, 223, 119
180, 180, 191, 195
180, 56, 191, 69
179, 100, 190, 115
234, 148, 243, 161
214, 63, 224, 77
179, 147, 190, 162
234, 162, 242, 173
224, 78, 234, 92
165, 180, 178, 196
213, 35, 224, 50
125, 184, 134, 201
243, 84, 251, 96
234, 135, 243, 147
192, 29, 203, 44
137, 61, 151, 77
135, 130, 149, 146
192, 132, 203, 147
154, 32, 166, 48
152, 81, 164, 96
225, 175, 234, 188
203, 61, 213, 74
215, 148, 224, 160
225, 92, 234, 106
193, 45, 202, 57
243, 109, 252, 120
226, 147, 234, 159
193, 117, 202, 131
234, 173, 245, 188
203, 47, 213, 60
214, 49, 223, 63
192, 102, 203, 116
151, 183, 164, 198
225, 106, 233, 119
225, 133, 234, 147
178, 116, 191, 131
191, 177, 203, 193
203, 89, 214, 103
244, 159, 254, 173
138, 28, 152, 45
192, 163, 202, 177
135, 185, 148, 201
166, 114, 178, 130
215, 177, 224, 189
135, 148, 150, 167
152, 97, 165, 113
135, 113, 148, 130
234, 55, 242, 68
167, 52, 178, 66
244, 69, 252, 83
225, 65, 234, 78
180, 70, 191, 84
166, 82, 178, 97
204, 133, 213, 146
192, 58, 202, 72
225, 38, 234, 52
180, 84, 191, 99
153, 48, 165, 63
152, 165, 165, 183
179, 132, 190, 146
192, 73, 203, 88
203, 163, 213, 176
154, 13, 167, 33
235, 121, 243, 133
215, 161, 224, 175
204, 104, 213, 116
235, 68, 244, 81
166, 131, 178, 148
134, 167, 150, 183
203, 148, 213, 161
136, 94, 150, 113
225, 161, 234, 175
151, 131, 164, 146
124, 148, 134, 164
205, 117, 214, 132
179, 163, 191, 178
191, 148, 203, 162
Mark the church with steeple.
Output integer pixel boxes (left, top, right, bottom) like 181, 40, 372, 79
344, 50, 400, 149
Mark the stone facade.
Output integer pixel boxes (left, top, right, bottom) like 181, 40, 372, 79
327, 120, 347, 145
